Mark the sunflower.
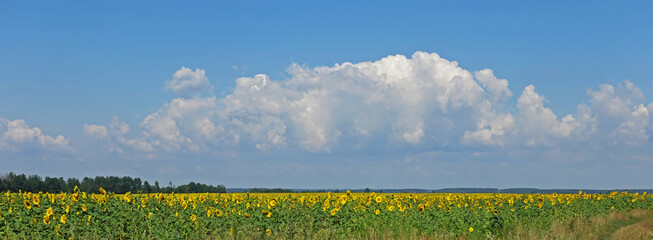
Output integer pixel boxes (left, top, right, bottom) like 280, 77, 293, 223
375, 196, 383, 203
71, 192, 79, 202
266, 229, 272, 236
190, 214, 197, 222
43, 215, 50, 224
262, 209, 272, 218
267, 199, 277, 209
99, 187, 106, 195
32, 195, 40, 207
46, 207, 54, 216
24, 200, 32, 210
469, 227, 474, 232
81, 204, 87, 212
60, 215, 67, 224
123, 192, 132, 202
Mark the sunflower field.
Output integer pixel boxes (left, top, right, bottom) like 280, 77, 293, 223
0, 188, 651, 239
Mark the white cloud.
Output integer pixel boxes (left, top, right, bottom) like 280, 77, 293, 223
80, 116, 154, 154
110, 116, 130, 135
515, 85, 580, 145
111, 52, 500, 153
92, 51, 653, 156
139, 97, 218, 151
0, 119, 74, 152
402, 122, 424, 144
462, 114, 514, 146
613, 104, 649, 146
165, 66, 213, 98
463, 79, 651, 148
586, 81, 650, 146
83, 124, 108, 139
474, 69, 512, 104
648, 103, 653, 131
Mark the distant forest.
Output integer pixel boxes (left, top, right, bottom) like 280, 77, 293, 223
0, 172, 226, 194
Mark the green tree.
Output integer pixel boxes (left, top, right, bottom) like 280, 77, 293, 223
66, 178, 81, 192
143, 181, 152, 193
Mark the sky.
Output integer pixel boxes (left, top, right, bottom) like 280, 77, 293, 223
1, 1, 653, 189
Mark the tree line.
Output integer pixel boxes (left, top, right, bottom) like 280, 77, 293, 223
0, 172, 226, 194
249, 188, 293, 193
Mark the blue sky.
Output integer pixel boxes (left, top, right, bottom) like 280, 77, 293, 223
1, 1, 652, 189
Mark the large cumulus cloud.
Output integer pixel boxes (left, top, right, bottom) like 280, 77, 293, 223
87, 51, 653, 155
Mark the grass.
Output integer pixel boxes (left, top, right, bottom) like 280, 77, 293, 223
206, 209, 653, 240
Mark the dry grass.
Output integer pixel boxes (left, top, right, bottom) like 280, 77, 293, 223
608, 211, 628, 222
502, 209, 653, 240
611, 209, 653, 240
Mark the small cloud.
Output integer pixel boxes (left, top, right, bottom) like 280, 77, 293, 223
402, 123, 424, 144
83, 124, 108, 139
165, 67, 213, 98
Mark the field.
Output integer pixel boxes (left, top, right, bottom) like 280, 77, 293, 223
1, 189, 652, 239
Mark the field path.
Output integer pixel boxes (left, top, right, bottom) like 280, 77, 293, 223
599, 209, 653, 240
